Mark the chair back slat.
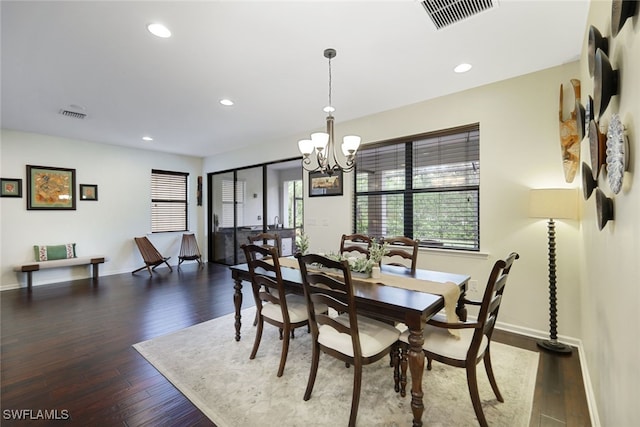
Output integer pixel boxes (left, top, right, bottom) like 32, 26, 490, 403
296, 253, 362, 358
179, 233, 201, 258
242, 244, 288, 319
469, 252, 519, 354
339, 234, 372, 258
382, 236, 419, 273
247, 233, 282, 258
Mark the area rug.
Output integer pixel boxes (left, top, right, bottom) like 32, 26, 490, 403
133, 308, 538, 427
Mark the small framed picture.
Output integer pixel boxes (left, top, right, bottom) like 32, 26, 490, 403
1, 178, 22, 198
80, 184, 98, 201
309, 170, 343, 197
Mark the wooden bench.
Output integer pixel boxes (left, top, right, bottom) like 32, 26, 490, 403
14, 256, 107, 293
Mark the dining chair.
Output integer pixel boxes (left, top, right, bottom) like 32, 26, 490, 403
242, 244, 310, 377
247, 232, 282, 258
339, 233, 372, 258
395, 252, 519, 427
382, 236, 419, 273
296, 252, 400, 427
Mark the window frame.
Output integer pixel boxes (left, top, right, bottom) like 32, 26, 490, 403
353, 123, 480, 251
151, 169, 189, 233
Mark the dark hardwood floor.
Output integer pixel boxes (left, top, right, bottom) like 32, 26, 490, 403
1, 263, 590, 426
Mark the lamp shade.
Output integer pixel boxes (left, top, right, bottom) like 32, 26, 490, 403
529, 189, 578, 220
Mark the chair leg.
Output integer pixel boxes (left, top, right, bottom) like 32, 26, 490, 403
277, 325, 291, 377
399, 345, 408, 397
392, 344, 400, 392
483, 349, 504, 402
304, 341, 320, 401
249, 316, 264, 360
348, 360, 363, 427
466, 364, 489, 427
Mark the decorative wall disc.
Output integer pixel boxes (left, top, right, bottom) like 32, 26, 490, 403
606, 113, 629, 194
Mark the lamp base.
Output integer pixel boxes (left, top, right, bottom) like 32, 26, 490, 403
537, 339, 573, 354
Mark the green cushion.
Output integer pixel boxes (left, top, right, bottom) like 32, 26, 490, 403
33, 243, 77, 261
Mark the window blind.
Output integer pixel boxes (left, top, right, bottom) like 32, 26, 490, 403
354, 124, 480, 250
151, 170, 188, 233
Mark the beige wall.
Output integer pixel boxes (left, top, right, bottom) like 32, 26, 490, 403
578, 1, 639, 426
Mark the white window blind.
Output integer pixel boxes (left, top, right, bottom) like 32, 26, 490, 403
354, 124, 480, 250
151, 170, 188, 233
221, 180, 245, 228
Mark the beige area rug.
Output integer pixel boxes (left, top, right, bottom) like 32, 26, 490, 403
133, 308, 538, 427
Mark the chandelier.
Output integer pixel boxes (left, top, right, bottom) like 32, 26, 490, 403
298, 48, 361, 175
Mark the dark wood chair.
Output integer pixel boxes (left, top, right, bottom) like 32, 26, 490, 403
132, 236, 173, 276
247, 232, 282, 258
296, 252, 400, 427
382, 236, 419, 273
339, 233, 372, 258
242, 244, 310, 377
395, 252, 520, 427
178, 233, 202, 267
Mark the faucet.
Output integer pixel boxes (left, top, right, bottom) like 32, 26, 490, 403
273, 215, 280, 229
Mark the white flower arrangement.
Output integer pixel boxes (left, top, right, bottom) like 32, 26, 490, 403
368, 240, 389, 265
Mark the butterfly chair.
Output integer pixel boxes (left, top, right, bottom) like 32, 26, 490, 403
247, 232, 282, 258
339, 234, 372, 258
178, 233, 202, 267
242, 244, 312, 377
382, 236, 419, 274
132, 236, 173, 276
296, 253, 400, 427
395, 252, 520, 427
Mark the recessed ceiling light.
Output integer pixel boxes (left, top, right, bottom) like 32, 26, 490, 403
147, 23, 171, 38
454, 63, 472, 73
142, 136, 153, 141
220, 99, 234, 106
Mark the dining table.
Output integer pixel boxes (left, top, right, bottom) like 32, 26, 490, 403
229, 259, 470, 427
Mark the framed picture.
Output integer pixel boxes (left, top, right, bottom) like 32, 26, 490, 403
309, 170, 343, 197
80, 184, 98, 201
1, 178, 22, 198
27, 165, 76, 210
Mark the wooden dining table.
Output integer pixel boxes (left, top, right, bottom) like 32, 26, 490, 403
229, 261, 470, 427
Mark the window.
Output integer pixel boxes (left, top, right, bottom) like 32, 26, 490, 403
354, 124, 480, 250
221, 179, 245, 228
151, 169, 188, 233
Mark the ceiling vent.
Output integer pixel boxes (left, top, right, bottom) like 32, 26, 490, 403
59, 109, 87, 120
421, 0, 497, 30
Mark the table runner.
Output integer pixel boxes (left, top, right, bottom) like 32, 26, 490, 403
276, 256, 461, 336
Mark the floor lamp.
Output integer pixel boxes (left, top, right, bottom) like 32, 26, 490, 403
529, 188, 578, 354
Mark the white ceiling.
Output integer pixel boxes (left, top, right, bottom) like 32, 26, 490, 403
1, 0, 589, 158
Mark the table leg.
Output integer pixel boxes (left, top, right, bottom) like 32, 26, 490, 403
405, 313, 425, 427
233, 273, 243, 341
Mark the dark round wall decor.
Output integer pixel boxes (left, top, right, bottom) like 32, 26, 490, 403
611, 0, 639, 37
582, 162, 597, 201
589, 119, 606, 180
588, 26, 609, 77
593, 49, 619, 118
595, 188, 614, 231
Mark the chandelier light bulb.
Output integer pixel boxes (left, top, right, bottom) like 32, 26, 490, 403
311, 132, 329, 151
298, 139, 314, 156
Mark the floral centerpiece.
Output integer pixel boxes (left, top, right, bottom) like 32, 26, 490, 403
368, 240, 389, 266
323, 252, 375, 277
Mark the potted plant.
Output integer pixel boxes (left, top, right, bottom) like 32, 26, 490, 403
296, 231, 309, 255
368, 240, 389, 278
